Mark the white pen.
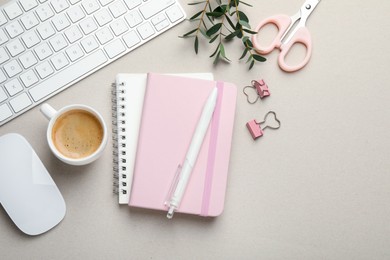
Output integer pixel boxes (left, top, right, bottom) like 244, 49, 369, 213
166, 86, 218, 219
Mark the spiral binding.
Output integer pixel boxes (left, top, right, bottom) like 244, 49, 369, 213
111, 81, 128, 195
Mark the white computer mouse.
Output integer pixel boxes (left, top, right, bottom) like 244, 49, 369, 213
0, 133, 66, 236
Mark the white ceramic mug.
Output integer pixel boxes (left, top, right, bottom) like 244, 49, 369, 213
40, 103, 108, 166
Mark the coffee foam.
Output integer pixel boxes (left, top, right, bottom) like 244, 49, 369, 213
52, 110, 103, 159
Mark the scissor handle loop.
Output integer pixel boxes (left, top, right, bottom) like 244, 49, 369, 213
252, 14, 292, 55
278, 27, 312, 72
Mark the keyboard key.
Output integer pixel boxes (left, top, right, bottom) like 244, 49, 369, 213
80, 36, 99, 53
0, 10, 7, 26
19, 51, 38, 68
4, 60, 22, 77
82, 0, 100, 15
79, 17, 98, 35
19, 0, 38, 11
152, 13, 169, 31
20, 70, 39, 87
4, 78, 23, 96
99, 0, 114, 6
35, 43, 53, 60
154, 19, 169, 31
0, 29, 9, 45
166, 4, 184, 23
51, 53, 69, 70
109, 1, 126, 18
110, 19, 129, 36
37, 22, 55, 39
67, 5, 86, 23
7, 39, 25, 57
35, 61, 54, 78
20, 12, 40, 30
0, 104, 13, 122
122, 30, 140, 48
29, 50, 108, 101
9, 93, 32, 113
151, 13, 166, 26
94, 9, 112, 26
51, 13, 70, 31
49, 34, 68, 52
0, 87, 7, 102
104, 39, 125, 58
0, 47, 10, 65
95, 27, 114, 44
50, 0, 69, 13
35, 3, 55, 21
0, 69, 6, 83
69, 0, 82, 4
22, 31, 41, 48
124, 10, 142, 28
64, 26, 83, 43
123, 0, 141, 10
5, 21, 24, 38
4, 2, 23, 20
139, 0, 174, 20
137, 22, 154, 40
65, 44, 84, 61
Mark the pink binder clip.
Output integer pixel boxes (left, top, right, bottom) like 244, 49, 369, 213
246, 111, 281, 140
243, 79, 270, 104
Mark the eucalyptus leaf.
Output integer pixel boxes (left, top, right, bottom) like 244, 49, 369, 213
224, 14, 236, 30
239, 20, 251, 29
181, 28, 198, 38
194, 36, 199, 54
249, 59, 255, 69
209, 34, 219, 43
206, 11, 224, 18
210, 43, 221, 58
206, 23, 222, 36
240, 1, 252, 7
243, 28, 257, 34
229, 0, 240, 7
239, 48, 249, 60
238, 11, 249, 22
225, 30, 239, 40
219, 44, 231, 61
188, 1, 207, 5
253, 54, 266, 62
190, 11, 203, 20
213, 51, 221, 65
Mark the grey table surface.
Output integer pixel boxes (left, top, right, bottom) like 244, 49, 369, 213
0, 0, 389, 259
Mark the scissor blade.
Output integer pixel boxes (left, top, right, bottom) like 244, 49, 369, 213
281, 0, 320, 45
300, 0, 321, 23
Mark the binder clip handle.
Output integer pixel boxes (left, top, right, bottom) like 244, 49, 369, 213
243, 79, 271, 104
246, 111, 281, 140
252, 79, 270, 99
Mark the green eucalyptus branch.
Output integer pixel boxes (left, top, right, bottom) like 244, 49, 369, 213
180, 0, 266, 70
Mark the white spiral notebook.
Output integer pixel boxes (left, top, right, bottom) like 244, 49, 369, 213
112, 73, 214, 204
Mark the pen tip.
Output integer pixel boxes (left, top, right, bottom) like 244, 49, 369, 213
167, 207, 175, 219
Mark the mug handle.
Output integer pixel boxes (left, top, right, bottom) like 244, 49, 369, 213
40, 103, 57, 120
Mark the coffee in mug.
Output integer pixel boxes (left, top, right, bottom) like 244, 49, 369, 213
41, 103, 108, 166
51, 109, 104, 159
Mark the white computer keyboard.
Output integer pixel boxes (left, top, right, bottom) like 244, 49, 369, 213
0, 0, 185, 126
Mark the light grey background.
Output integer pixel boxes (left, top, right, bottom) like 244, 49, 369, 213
1, 0, 389, 259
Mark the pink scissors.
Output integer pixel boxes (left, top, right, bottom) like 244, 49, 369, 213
252, 0, 320, 72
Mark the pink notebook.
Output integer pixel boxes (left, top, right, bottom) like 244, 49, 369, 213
129, 73, 237, 217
